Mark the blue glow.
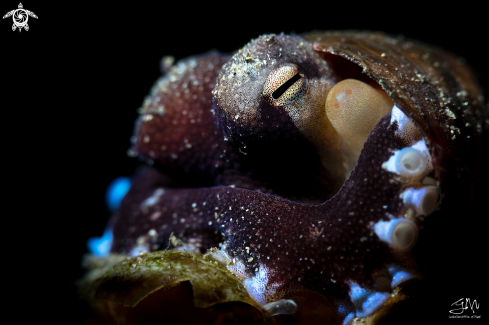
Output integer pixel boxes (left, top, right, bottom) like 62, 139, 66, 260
341, 312, 355, 325
349, 282, 369, 302
106, 177, 131, 212
349, 282, 390, 318
389, 266, 417, 288
87, 228, 113, 257
360, 292, 390, 317
337, 304, 349, 315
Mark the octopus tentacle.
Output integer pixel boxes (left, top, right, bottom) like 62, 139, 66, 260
111, 111, 425, 317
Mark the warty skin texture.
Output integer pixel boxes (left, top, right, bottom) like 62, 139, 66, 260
108, 32, 486, 323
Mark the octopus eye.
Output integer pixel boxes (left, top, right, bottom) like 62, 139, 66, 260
325, 78, 393, 161
263, 63, 307, 106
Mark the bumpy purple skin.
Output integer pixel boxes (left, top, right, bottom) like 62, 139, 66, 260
110, 35, 422, 318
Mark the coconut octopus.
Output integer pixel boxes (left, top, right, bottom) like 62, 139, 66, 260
86, 32, 486, 324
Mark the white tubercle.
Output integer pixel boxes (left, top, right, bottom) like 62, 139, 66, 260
263, 299, 298, 316
395, 147, 426, 177
382, 147, 427, 178
401, 186, 439, 215
382, 138, 433, 179
390, 105, 421, 144
374, 218, 418, 251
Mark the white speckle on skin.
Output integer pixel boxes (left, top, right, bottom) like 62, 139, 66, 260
142, 114, 153, 121
243, 264, 281, 305
390, 105, 421, 144
141, 188, 165, 209
150, 211, 162, 220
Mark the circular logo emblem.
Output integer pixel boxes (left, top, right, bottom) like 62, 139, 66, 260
13, 9, 28, 28
3, 3, 38, 32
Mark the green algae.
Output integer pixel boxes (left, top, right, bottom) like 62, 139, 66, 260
80, 250, 262, 311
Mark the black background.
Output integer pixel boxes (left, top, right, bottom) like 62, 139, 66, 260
2, 1, 487, 324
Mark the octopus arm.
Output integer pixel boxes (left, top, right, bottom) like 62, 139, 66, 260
131, 52, 232, 185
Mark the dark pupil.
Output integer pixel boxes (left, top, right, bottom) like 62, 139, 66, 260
272, 73, 302, 99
